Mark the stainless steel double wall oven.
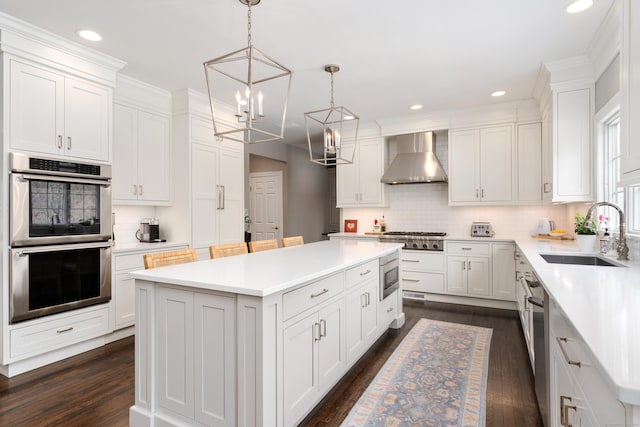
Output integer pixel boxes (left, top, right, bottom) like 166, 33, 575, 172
9, 153, 112, 323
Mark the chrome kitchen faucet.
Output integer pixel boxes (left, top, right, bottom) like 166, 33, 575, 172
584, 202, 629, 261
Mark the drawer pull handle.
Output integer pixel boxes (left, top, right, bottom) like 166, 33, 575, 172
402, 259, 419, 263
556, 337, 581, 367
403, 278, 420, 282
360, 269, 371, 276
57, 327, 74, 334
310, 288, 329, 299
560, 395, 576, 426
462, 247, 472, 251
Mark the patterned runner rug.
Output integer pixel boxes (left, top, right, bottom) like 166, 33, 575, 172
341, 318, 492, 427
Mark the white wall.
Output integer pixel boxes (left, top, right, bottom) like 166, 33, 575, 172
343, 184, 569, 238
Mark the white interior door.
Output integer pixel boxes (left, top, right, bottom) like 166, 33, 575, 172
249, 171, 283, 242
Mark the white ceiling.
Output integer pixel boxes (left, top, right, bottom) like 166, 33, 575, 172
0, 0, 615, 145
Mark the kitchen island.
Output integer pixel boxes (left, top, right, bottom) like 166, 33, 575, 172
128, 240, 403, 427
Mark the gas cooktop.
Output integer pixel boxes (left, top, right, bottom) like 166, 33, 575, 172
378, 231, 446, 251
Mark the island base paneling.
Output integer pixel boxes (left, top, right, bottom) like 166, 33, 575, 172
130, 248, 404, 427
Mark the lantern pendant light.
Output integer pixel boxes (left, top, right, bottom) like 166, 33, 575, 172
203, 0, 292, 144
305, 65, 359, 166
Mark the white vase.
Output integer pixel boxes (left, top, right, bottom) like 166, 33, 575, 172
576, 234, 597, 252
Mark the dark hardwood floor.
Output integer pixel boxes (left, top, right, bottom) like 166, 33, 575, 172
0, 301, 542, 427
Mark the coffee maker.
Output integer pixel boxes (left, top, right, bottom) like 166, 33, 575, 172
136, 218, 162, 242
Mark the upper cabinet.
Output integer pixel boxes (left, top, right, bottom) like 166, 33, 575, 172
112, 76, 172, 205
621, 0, 640, 183
9, 59, 111, 162
336, 137, 387, 208
535, 57, 595, 203
1, 16, 125, 163
516, 123, 542, 203
449, 124, 513, 205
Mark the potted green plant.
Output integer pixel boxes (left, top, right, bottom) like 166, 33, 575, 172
574, 212, 597, 252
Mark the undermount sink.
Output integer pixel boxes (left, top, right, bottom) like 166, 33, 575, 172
540, 253, 622, 267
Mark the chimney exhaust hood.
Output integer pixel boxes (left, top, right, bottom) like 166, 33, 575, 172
380, 131, 448, 184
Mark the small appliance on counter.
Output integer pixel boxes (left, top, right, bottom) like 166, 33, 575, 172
536, 218, 555, 235
470, 221, 495, 237
136, 218, 165, 242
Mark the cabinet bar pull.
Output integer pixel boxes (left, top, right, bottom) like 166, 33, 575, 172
468, 260, 471, 270
402, 259, 419, 263
556, 337, 581, 367
67, 136, 72, 150
403, 278, 420, 282
57, 135, 63, 148
314, 323, 321, 341
139, 185, 143, 196
319, 319, 326, 337
481, 189, 485, 198
366, 292, 371, 306
133, 185, 138, 196
461, 247, 472, 250
360, 269, 371, 276
310, 288, 329, 299
361, 293, 367, 308
560, 395, 575, 426
462, 261, 465, 270
475, 189, 479, 199
57, 327, 74, 334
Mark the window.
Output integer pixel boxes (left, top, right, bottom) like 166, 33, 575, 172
597, 101, 640, 236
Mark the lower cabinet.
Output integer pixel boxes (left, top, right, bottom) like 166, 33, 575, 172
345, 278, 378, 363
549, 298, 625, 427
444, 241, 516, 302
156, 286, 236, 427
401, 251, 445, 294
515, 275, 534, 367
112, 244, 188, 330
283, 297, 345, 427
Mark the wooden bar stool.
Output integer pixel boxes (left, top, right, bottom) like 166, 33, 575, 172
209, 242, 249, 259
143, 248, 197, 269
248, 239, 278, 253
281, 236, 304, 247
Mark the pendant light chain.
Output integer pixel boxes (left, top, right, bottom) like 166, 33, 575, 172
330, 70, 335, 109
247, 2, 252, 47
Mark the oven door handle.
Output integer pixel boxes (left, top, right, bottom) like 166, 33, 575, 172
16, 173, 111, 187
14, 241, 112, 255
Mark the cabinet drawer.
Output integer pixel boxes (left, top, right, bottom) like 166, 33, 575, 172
283, 273, 344, 320
345, 259, 378, 289
446, 241, 490, 255
10, 306, 110, 359
401, 252, 444, 272
402, 271, 445, 293
115, 253, 145, 271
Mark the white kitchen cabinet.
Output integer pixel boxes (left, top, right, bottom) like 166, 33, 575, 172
516, 123, 542, 203
283, 296, 345, 426
379, 290, 398, 329
400, 251, 445, 294
491, 243, 516, 301
156, 286, 236, 426
449, 124, 513, 205
539, 83, 594, 202
9, 59, 110, 162
515, 274, 534, 367
548, 298, 625, 427
446, 256, 490, 296
112, 244, 188, 330
345, 278, 378, 363
157, 91, 245, 260
621, 0, 640, 183
336, 137, 386, 207
113, 103, 171, 204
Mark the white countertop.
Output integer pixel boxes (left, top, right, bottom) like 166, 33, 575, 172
129, 240, 402, 297
515, 238, 640, 405
112, 240, 190, 254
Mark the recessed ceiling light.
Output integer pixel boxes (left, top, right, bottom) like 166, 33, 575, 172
76, 29, 102, 42
566, 0, 593, 13
491, 90, 506, 97
409, 104, 423, 110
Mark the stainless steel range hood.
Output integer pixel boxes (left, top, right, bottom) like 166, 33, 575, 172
380, 131, 448, 184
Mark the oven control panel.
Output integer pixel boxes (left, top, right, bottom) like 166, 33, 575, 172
470, 222, 495, 237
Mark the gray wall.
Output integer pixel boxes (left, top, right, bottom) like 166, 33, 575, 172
595, 53, 619, 111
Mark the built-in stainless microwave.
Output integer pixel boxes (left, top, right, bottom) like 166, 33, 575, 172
379, 251, 400, 300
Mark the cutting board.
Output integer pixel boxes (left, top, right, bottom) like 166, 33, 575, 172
530, 235, 575, 241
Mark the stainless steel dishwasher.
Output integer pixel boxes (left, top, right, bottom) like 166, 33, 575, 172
526, 272, 548, 427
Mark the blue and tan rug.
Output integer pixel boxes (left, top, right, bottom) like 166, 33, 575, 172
341, 318, 492, 427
